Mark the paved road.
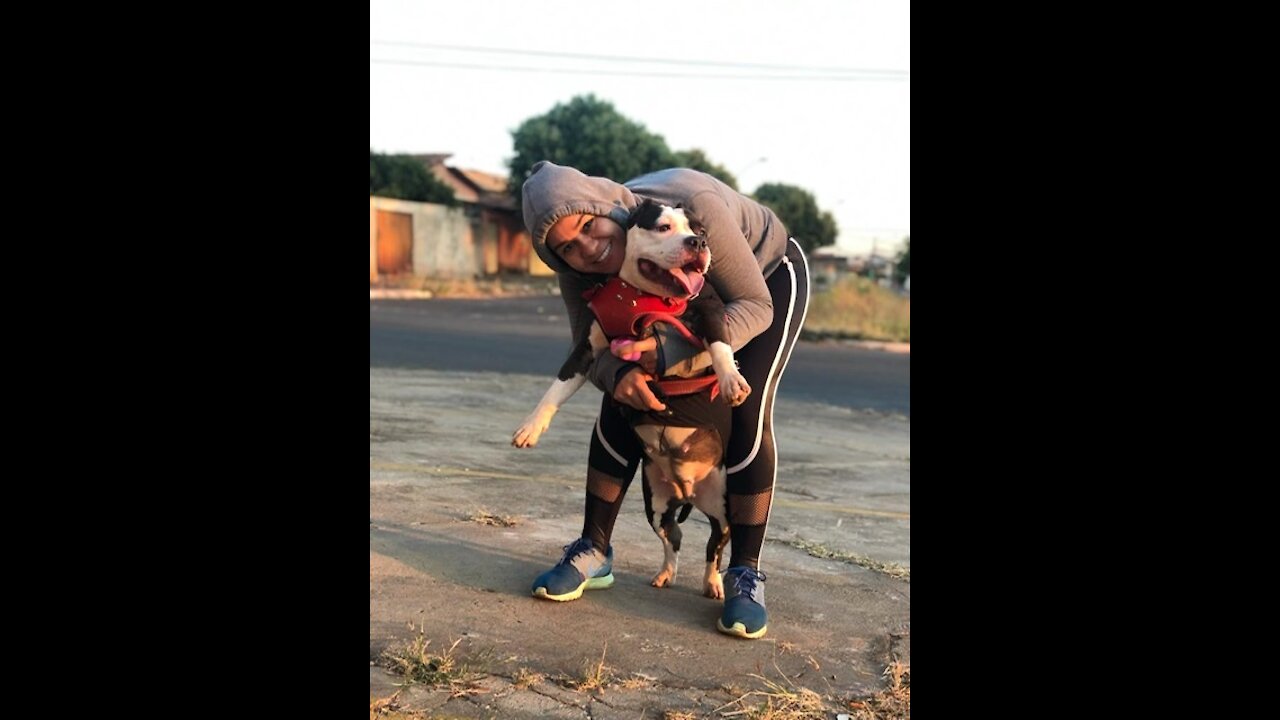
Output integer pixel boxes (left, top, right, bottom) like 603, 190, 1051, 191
370, 297, 909, 415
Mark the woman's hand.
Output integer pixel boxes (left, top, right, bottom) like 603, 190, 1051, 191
610, 338, 658, 374
613, 367, 667, 412
636, 347, 658, 375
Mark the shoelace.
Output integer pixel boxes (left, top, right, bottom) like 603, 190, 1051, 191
728, 568, 767, 601
558, 538, 602, 570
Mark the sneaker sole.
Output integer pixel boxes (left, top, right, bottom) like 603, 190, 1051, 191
531, 573, 614, 602
716, 619, 768, 639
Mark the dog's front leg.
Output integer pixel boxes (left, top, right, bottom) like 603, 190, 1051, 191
511, 373, 588, 447
512, 328, 602, 448
708, 341, 751, 407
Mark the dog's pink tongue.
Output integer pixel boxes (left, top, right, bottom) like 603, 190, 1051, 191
685, 271, 705, 296
668, 268, 706, 297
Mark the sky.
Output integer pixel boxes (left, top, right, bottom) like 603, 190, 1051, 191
370, 0, 909, 256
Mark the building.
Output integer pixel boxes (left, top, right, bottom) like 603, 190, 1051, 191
370, 154, 552, 282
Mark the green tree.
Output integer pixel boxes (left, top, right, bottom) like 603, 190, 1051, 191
507, 95, 676, 198
894, 236, 910, 285
751, 183, 838, 254
369, 150, 458, 205
672, 148, 738, 190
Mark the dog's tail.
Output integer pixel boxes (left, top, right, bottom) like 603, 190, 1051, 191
677, 503, 694, 524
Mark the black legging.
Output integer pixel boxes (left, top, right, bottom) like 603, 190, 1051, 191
580, 238, 811, 570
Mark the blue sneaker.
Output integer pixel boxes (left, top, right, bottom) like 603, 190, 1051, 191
717, 566, 768, 638
531, 537, 614, 601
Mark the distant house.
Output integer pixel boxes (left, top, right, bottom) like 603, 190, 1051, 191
414, 154, 552, 277
806, 246, 907, 292
370, 154, 552, 282
809, 247, 855, 288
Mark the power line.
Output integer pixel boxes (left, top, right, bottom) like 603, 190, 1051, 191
370, 40, 908, 77
369, 58, 908, 82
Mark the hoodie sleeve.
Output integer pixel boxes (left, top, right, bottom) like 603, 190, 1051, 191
557, 273, 632, 396
684, 191, 773, 350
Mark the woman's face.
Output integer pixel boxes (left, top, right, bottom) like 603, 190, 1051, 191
547, 214, 627, 275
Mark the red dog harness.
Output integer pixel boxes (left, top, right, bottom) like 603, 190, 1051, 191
584, 277, 720, 400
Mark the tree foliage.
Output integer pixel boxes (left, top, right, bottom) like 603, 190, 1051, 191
507, 95, 675, 197
671, 148, 738, 190
751, 183, 838, 254
506, 96, 841, 250
369, 150, 458, 206
894, 236, 910, 284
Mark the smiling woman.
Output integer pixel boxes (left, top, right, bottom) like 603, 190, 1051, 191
547, 213, 627, 275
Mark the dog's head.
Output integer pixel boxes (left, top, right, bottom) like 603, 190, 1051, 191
620, 199, 710, 299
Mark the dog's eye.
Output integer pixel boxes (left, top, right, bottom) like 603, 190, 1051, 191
658, 223, 671, 232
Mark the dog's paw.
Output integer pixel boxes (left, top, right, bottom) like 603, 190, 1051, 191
704, 576, 724, 599
513, 408, 557, 448
511, 422, 545, 448
651, 568, 676, 588
720, 373, 752, 407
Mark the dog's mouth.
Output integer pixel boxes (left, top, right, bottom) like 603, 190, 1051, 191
637, 258, 707, 298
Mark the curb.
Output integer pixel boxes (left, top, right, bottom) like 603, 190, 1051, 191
370, 289, 435, 299
845, 340, 910, 354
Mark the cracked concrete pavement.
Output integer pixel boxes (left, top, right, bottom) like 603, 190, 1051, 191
370, 366, 909, 717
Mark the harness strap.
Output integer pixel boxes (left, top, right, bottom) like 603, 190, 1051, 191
655, 373, 720, 401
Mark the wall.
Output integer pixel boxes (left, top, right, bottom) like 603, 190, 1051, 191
369, 197, 481, 279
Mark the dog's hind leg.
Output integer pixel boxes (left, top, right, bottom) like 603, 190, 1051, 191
644, 463, 681, 588
692, 465, 731, 598
703, 517, 731, 599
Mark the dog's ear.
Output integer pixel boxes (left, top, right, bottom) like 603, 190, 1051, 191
628, 198, 663, 230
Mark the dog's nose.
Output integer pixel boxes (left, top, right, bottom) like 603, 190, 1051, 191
683, 236, 707, 251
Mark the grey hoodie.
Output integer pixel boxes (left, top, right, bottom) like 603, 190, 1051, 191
521, 161, 789, 395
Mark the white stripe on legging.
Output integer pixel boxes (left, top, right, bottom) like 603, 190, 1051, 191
745, 238, 810, 569
727, 241, 804, 475
595, 412, 629, 467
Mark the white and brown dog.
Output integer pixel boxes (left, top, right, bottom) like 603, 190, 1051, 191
512, 199, 750, 598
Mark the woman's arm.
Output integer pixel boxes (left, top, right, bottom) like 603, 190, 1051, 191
686, 191, 773, 350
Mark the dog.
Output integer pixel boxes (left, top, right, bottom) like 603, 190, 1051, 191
512, 199, 750, 598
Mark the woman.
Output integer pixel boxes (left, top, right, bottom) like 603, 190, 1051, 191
521, 161, 810, 639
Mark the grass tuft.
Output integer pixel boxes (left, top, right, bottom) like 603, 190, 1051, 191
774, 538, 910, 581
845, 659, 910, 719
467, 507, 520, 527
377, 625, 485, 698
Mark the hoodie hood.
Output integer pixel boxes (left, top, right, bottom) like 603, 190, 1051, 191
521, 161, 637, 275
